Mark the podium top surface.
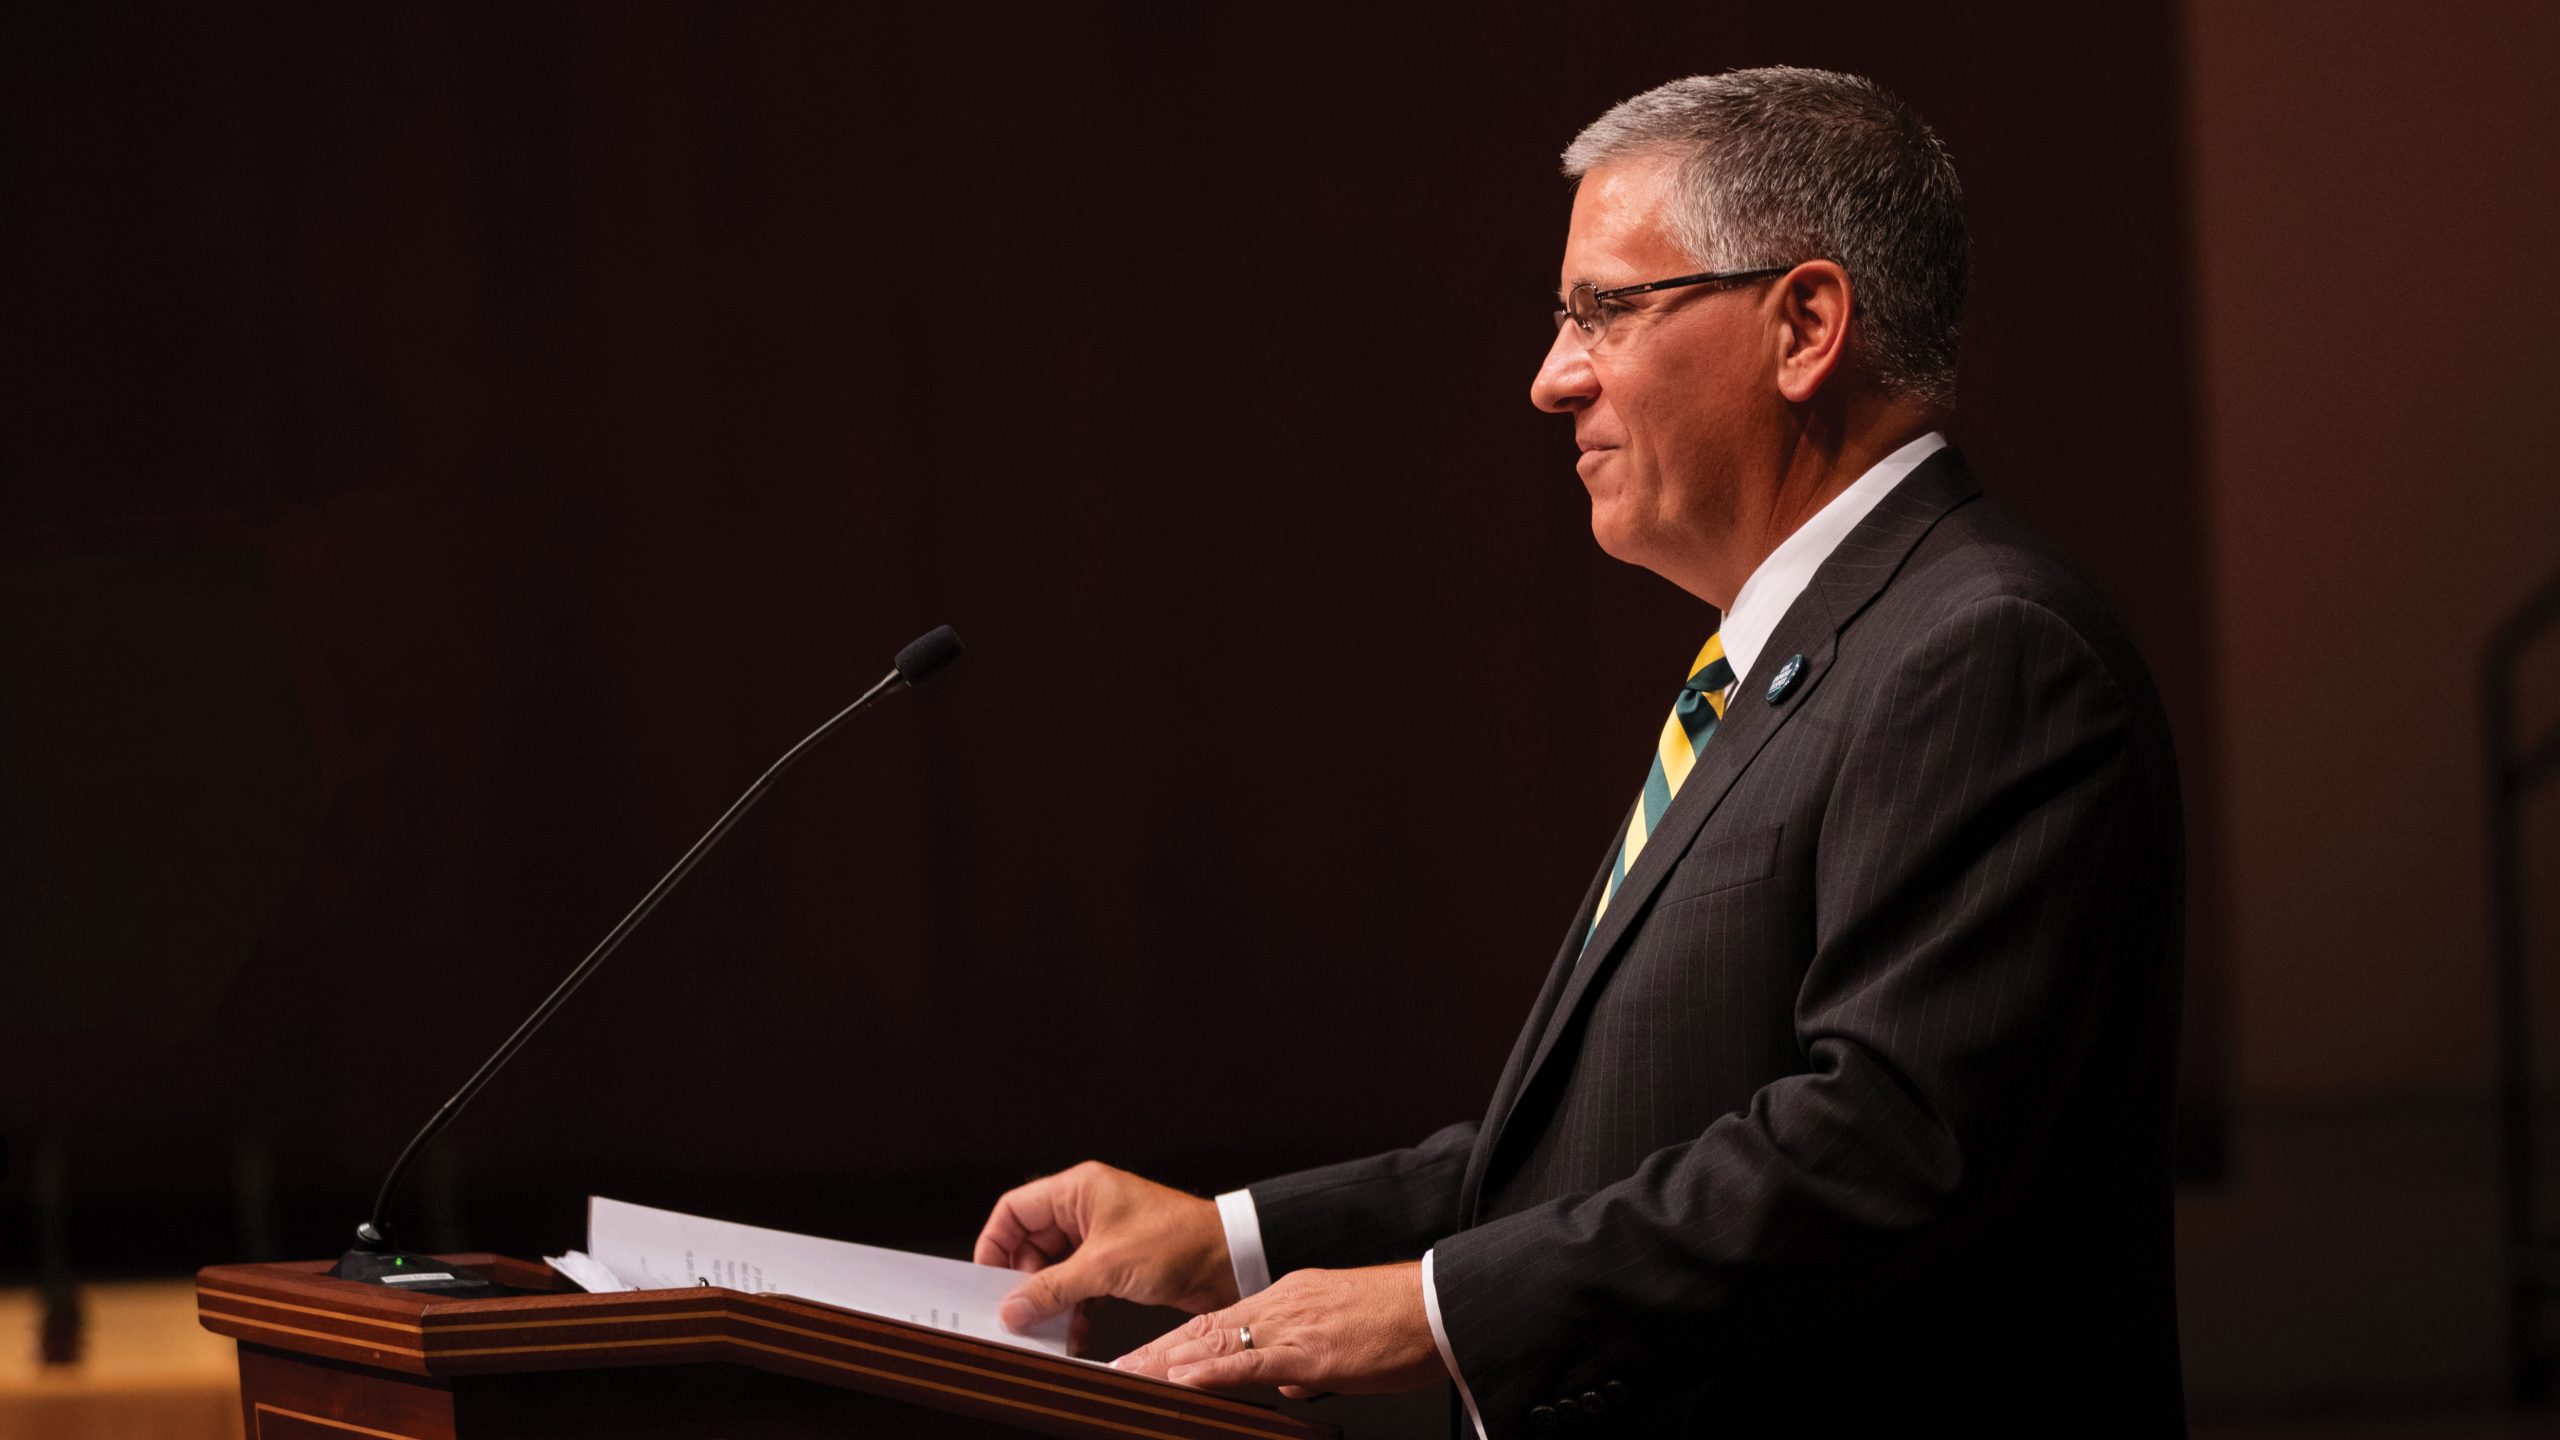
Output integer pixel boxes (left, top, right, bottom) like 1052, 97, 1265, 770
198, 1257, 1336, 1440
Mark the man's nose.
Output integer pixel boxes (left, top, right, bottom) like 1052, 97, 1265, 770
1530, 324, 1595, 413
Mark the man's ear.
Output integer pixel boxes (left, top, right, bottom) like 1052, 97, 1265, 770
1772, 260, 1853, 404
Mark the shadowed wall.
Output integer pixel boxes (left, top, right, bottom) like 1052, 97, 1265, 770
2173, 0, 2560, 1409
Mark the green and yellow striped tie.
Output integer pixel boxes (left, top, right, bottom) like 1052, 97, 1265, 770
1587, 635, 1737, 944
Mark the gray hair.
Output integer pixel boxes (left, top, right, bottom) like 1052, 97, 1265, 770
1562, 67, 1968, 409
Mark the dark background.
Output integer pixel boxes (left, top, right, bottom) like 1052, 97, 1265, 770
2, 0, 2216, 1320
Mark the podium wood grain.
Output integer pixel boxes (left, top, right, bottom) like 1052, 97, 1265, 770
198, 1257, 1336, 1440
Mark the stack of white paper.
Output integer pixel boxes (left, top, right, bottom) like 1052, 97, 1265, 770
541, 1248, 628, 1295
545, 1196, 1072, 1357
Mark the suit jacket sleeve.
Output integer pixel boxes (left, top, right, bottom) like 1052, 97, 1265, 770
1247, 1120, 1477, 1274
1430, 593, 2177, 1433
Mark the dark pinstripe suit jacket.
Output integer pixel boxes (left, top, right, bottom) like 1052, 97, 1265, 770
1249, 449, 2185, 1437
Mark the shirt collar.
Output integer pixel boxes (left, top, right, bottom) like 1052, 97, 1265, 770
1716, 431, 1948, 689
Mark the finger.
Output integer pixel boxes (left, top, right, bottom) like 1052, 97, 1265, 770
1168, 1345, 1292, 1391
980, 1220, 1072, 1271
975, 1179, 1075, 1267
1000, 1225, 1073, 1274
1152, 1322, 1246, 1374
1068, 1301, 1093, 1357
980, 1164, 1105, 1270
969, 1198, 1010, 1264
1000, 1253, 1114, 1331
973, 1201, 1031, 1267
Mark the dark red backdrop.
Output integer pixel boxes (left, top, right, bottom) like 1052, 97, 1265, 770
0, 1, 2218, 1275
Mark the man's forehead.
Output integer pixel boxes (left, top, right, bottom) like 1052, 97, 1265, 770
1564, 156, 1685, 282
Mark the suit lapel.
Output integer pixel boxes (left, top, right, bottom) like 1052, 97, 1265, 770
1464, 449, 1983, 1209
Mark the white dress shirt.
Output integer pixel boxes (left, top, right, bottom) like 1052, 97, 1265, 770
1713, 430, 1948, 697
1219, 431, 1950, 1437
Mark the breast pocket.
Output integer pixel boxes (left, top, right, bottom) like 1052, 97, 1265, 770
1654, 823, 1783, 909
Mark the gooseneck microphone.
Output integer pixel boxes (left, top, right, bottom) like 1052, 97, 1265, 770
330, 626, 966, 1291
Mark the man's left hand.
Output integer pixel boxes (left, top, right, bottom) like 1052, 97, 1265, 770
1111, 1261, 1444, 1398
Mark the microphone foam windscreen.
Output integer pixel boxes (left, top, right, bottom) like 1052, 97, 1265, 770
894, 625, 965, 686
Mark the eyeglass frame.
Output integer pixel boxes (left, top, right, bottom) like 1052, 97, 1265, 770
1552, 264, 1797, 349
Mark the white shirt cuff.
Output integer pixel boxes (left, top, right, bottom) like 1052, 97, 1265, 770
1213, 1190, 1273, 1298
1423, 1248, 1490, 1440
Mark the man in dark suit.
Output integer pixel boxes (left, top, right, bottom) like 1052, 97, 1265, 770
976, 67, 2184, 1436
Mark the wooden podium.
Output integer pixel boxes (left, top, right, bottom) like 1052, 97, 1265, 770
197, 1256, 1337, 1440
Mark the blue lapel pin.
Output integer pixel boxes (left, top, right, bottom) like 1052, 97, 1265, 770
1765, 653, 1804, 704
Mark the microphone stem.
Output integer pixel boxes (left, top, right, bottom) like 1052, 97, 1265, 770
360, 666, 908, 1246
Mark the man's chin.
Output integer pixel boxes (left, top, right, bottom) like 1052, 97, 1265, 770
1587, 516, 1643, 567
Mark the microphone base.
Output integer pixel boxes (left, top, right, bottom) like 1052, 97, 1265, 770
327, 1244, 517, 1297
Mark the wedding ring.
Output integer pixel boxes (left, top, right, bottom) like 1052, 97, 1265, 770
1238, 1324, 1254, 1350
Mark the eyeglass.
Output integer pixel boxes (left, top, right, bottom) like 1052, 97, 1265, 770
1552, 265, 1794, 350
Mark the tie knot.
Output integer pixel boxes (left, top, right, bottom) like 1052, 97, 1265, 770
1673, 638, 1735, 726
1683, 647, 1735, 702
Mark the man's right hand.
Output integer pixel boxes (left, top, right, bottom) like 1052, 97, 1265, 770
974, 1161, 1241, 1334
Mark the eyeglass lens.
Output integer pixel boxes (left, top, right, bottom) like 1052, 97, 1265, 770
1554, 284, 1602, 342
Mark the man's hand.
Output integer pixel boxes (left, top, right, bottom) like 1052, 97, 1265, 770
974, 1161, 1239, 1335
1110, 1262, 1444, 1399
